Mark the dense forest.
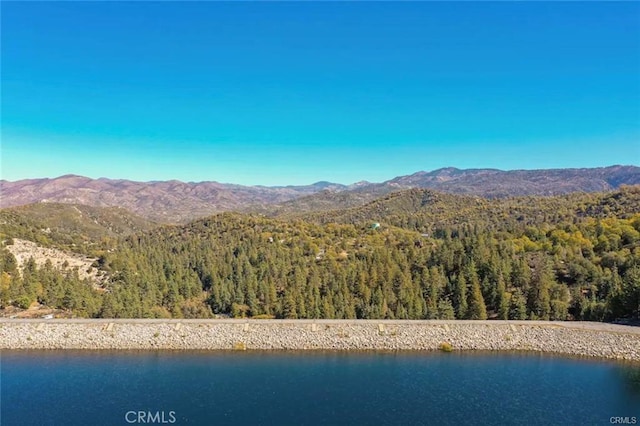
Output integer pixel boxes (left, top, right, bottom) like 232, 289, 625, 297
1, 186, 639, 321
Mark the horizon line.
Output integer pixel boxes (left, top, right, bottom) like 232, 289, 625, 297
1, 164, 637, 187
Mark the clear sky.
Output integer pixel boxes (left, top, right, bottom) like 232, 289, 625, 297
2, 2, 639, 186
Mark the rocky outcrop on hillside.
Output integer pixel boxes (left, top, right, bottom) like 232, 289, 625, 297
3, 238, 105, 284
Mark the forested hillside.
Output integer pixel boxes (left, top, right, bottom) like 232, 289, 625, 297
298, 186, 640, 230
1, 187, 639, 321
0, 203, 156, 255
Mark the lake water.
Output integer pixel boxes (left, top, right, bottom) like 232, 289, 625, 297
2, 350, 639, 426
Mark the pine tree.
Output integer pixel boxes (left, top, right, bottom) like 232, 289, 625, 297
467, 277, 487, 320
437, 299, 456, 320
453, 275, 468, 319
283, 291, 297, 319
495, 274, 509, 320
509, 289, 528, 320
527, 255, 552, 320
606, 266, 625, 319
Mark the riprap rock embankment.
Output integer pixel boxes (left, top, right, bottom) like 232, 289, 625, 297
1, 320, 638, 361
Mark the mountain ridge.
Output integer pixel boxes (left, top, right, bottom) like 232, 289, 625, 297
1, 165, 638, 223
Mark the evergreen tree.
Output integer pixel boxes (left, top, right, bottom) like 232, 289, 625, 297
453, 275, 468, 319
467, 277, 488, 320
509, 289, 528, 320
437, 299, 456, 320
495, 274, 509, 320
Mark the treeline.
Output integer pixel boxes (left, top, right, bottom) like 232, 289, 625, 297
1, 188, 639, 321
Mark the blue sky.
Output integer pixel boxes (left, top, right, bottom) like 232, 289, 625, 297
2, 2, 639, 185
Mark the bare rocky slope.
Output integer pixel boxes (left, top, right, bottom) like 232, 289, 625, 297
4, 238, 105, 284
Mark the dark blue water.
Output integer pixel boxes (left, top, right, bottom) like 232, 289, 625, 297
2, 351, 639, 426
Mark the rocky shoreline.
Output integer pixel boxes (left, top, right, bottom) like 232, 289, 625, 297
1, 320, 639, 361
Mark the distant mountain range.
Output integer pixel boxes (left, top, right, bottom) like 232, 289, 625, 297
0, 174, 344, 223
1, 165, 638, 223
